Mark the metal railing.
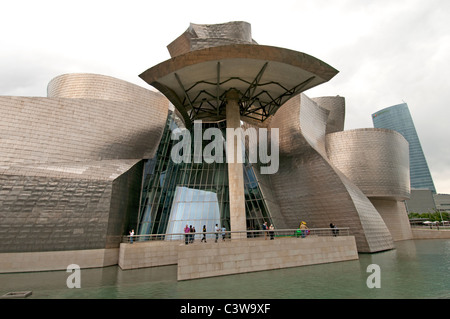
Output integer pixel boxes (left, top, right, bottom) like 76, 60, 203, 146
123, 227, 350, 244
410, 224, 450, 230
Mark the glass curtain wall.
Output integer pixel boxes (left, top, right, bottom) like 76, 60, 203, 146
372, 103, 436, 193
137, 111, 273, 238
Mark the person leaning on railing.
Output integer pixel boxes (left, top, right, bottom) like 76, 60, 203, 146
299, 221, 309, 238
269, 224, 275, 240
129, 229, 134, 244
215, 224, 220, 243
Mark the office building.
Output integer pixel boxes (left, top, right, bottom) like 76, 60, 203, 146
372, 103, 436, 193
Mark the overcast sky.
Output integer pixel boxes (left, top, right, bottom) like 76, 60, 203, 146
1, 0, 449, 194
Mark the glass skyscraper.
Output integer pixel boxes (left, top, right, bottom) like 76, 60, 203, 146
372, 103, 436, 193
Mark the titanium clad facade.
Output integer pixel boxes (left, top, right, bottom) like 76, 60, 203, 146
0, 74, 169, 253
326, 128, 410, 200
0, 20, 414, 269
326, 128, 412, 241
311, 96, 345, 134
167, 21, 257, 58
266, 94, 395, 252
372, 103, 436, 193
0, 160, 143, 252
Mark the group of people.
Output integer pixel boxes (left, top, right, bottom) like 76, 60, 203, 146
329, 223, 339, 236
184, 224, 227, 245
296, 221, 340, 238
184, 225, 197, 244
262, 222, 275, 240
129, 220, 340, 245
296, 221, 309, 238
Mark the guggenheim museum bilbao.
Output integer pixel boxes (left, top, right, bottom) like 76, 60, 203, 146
0, 21, 412, 272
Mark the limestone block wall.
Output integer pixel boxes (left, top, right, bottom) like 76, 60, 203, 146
118, 241, 180, 270
117, 236, 359, 281
0, 248, 119, 273
412, 228, 450, 239
177, 236, 358, 280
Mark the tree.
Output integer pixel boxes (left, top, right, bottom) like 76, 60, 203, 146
408, 210, 449, 222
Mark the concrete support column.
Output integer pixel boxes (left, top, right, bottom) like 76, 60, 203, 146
226, 90, 246, 240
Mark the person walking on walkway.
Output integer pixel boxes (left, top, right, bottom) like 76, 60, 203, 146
262, 221, 268, 240
184, 224, 190, 245
269, 224, 275, 240
215, 224, 220, 243
330, 223, 338, 237
129, 229, 134, 244
201, 225, 207, 243
192, 226, 196, 243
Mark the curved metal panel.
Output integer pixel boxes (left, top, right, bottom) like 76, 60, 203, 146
0, 73, 169, 166
140, 44, 338, 125
267, 94, 394, 252
326, 128, 410, 200
311, 96, 345, 134
167, 21, 256, 57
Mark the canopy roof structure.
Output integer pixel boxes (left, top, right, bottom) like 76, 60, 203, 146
139, 44, 338, 127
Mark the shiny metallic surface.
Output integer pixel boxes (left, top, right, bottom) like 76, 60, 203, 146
0, 21, 413, 261
325, 128, 412, 242
140, 21, 338, 126
265, 94, 395, 253
311, 96, 345, 134
326, 128, 410, 200
167, 21, 257, 58
0, 74, 169, 252
2, 73, 169, 166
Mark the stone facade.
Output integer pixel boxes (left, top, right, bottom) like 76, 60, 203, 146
117, 236, 359, 281
119, 241, 179, 270
177, 236, 358, 281
0, 248, 119, 273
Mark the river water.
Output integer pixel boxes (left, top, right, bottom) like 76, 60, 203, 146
1, 239, 449, 299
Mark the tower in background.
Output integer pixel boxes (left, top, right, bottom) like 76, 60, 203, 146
372, 103, 436, 193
